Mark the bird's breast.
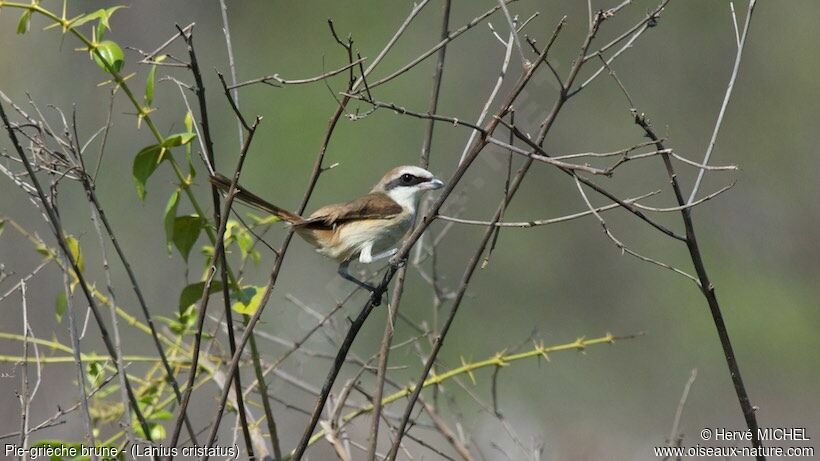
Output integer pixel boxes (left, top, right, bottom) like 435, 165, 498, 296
298, 212, 414, 261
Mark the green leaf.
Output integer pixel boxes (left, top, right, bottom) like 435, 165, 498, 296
69, 9, 106, 29
93, 40, 125, 74
161, 133, 196, 148
150, 423, 166, 440
184, 110, 194, 133
87, 360, 104, 387
55, 292, 67, 323
178, 281, 224, 313
150, 409, 174, 421
100, 6, 126, 30
132, 144, 162, 201
96, 19, 107, 42
172, 304, 197, 335
133, 421, 166, 441
65, 235, 84, 273
71, 6, 126, 31
145, 64, 157, 106
0, 218, 5, 237
232, 285, 265, 315
247, 212, 280, 226
163, 190, 179, 253
35, 242, 50, 257
17, 10, 31, 34
236, 229, 254, 258
172, 215, 205, 262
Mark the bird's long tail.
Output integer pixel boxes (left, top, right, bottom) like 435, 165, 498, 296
209, 173, 304, 224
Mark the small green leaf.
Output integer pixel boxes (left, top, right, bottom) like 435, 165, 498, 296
93, 40, 125, 74
35, 242, 51, 257
17, 10, 31, 35
178, 281, 224, 313
184, 110, 194, 133
96, 19, 107, 42
65, 235, 84, 273
71, 6, 126, 32
132, 144, 162, 201
100, 6, 126, 30
133, 420, 166, 440
150, 423, 166, 440
0, 218, 5, 237
163, 190, 179, 253
87, 360, 104, 387
172, 215, 205, 262
247, 212, 280, 226
150, 409, 174, 421
161, 133, 196, 148
69, 9, 106, 29
232, 285, 265, 315
145, 64, 157, 106
172, 304, 197, 335
55, 292, 67, 323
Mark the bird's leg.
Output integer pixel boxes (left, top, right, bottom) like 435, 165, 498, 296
338, 259, 381, 302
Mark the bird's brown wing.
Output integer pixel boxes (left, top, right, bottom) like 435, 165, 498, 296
298, 192, 403, 229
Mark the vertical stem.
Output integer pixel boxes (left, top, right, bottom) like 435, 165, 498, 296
62, 259, 98, 459
366, 267, 407, 461
635, 114, 764, 459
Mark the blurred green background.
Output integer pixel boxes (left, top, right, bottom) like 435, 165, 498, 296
1, 0, 818, 459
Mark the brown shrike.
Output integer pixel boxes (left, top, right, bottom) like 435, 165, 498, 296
210, 166, 444, 292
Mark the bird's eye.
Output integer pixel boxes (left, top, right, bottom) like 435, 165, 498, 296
401, 173, 414, 184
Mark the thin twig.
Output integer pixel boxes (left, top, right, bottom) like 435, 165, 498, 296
666, 369, 698, 451
228, 58, 366, 90
688, 0, 756, 203
366, 267, 408, 461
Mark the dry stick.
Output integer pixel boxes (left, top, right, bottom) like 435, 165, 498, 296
688, 0, 756, 204
344, 93, 484, 132
438, 190, 659, 227
366, 267, 408, 461
0, 99, 157, 454
165, 116, 261, 456
218, 0, 243, 147
457, 26, 514, 165
175, 27, 260, 461
385, 13, 607, 459
633, 111, 764, 459
88, 201, 134, 442
420, 401, 476, 461
228, 58, 366, 90
420, 0, 452, 169
18, 281, 30, 457
666, 368, 698, 452
414, 0, 453, 270
61, 255, 97, 460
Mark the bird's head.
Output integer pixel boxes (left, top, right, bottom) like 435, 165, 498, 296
373, 165, 444, 211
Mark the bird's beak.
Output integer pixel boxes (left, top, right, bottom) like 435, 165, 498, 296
426, 178, 445, 190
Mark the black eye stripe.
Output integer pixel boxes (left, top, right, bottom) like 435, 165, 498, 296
385, 174, 429, 190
